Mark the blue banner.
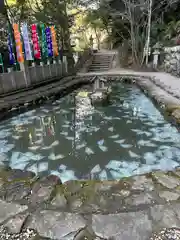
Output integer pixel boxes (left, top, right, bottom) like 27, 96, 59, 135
7, 33, 15, 65
45, 27, 53, 57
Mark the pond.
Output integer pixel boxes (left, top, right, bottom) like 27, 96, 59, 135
0, 82, 180, 182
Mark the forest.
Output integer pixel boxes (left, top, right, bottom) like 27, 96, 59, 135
0, 0, 180, 67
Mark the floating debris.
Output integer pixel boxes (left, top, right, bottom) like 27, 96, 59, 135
121, 143, 133, 148
109, 134, 119, 139
99, 145, 108, 152
51, 140, 59, 147
97, 139, 104, 145
48, 153, 64, 160
60, 131, 68, 136
28, 145, 40, 151
66, 136, 74, 140
129, 150, 140, 158
85, 147, 94, 155
12, 135, 21, 140
76, 143, 86, 149
114, 139, 125, 144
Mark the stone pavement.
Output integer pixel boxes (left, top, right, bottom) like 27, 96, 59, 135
78, 68, 180, 124
1, 67, 180, 239
78, 69, 180, 99
0, 167, 180, 239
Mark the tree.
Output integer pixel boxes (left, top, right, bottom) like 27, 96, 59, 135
32, 0, 75, 69
97, 0, 180, 66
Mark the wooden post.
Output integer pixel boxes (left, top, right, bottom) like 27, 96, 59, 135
19, 62, 29, 87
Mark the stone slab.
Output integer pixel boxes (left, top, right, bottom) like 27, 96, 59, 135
27, 210, 86, 239
0, 199, 27, 224
92, 211, 152, 239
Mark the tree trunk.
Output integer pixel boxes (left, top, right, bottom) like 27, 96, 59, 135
62, 26, 75, 72
94, 28, 100, 50
146, 0, 153, 65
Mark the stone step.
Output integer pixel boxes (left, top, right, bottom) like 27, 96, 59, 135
88, 69, 110, 72
93, 58, 111, 61
92, 59, 111, 61
92, 62, 110, 65
90, 65, 109, 68
90, 65, 110, 68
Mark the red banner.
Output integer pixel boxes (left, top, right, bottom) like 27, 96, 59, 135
31, 24, 41, 59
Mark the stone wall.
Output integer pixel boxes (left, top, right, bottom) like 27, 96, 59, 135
161, 46, 180, 76
74, 48, 92, 73
0, 59, 67, 95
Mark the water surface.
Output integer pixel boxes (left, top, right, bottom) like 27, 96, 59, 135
0, 83, 180, 182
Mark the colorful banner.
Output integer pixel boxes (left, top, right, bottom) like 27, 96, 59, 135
7, 31, 15, 65
50, 26, 59, 56
31, 24, 41, 59
0, 53, 4, 73
41, 24, 48, 58
13, 23, 24, 63
45, 27, 53, 57
21, 23, 33, 60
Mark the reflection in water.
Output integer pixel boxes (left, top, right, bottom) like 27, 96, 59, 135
0, 83, 180, 182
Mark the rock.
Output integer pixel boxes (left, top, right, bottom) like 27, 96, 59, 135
63, 180, 83, 197
165, 104, 180, 114
3, 181, 31, 202
0, 200, 27, 224
7, 169, 35, 182
95, 181, 118, 192
119, 190, 130, 197
70, 198, 83, 211
125, 193, 155, 206
152, 172, 180, 189
27, 210, 86, 239
170, 203, 180, 220
150, 205, 180, 230
92, 211, 152, 239
131, 175, 154, 191
51, 193, 67, 208
4, 212, 29, 234
170, 58, 177, 65
0, 169, 36, 202
30, 175, 61, 205
159, 191, 180, 201
74, 227, 95, 240
172, 109, 180, 123
90, 91, 110, 105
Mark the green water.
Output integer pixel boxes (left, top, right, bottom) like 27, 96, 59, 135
0, 82, 179, 182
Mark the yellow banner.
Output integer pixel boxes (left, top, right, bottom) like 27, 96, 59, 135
13, 23, 24, 63
50, 26, 59, 56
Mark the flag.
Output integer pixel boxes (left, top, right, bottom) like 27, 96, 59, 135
45, 27, 53, 57
50, 26, 59, 57
7, 24, 15, 65
41, 24, 48, 59
0, 53, 4, 73
13, 23, 24, 63
21, 23, 33, 60
0, 53, 3, 65
31, 24, 41, 59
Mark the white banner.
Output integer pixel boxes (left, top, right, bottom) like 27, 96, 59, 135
21, 23, 33, 60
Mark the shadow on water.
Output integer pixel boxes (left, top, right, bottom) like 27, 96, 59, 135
0, 82, 180, 182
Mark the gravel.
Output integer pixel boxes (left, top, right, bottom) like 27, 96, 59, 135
0, 226, 37, 240
151, 228, 180, 240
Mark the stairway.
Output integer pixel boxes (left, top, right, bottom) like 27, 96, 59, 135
88, 53, 114, 72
